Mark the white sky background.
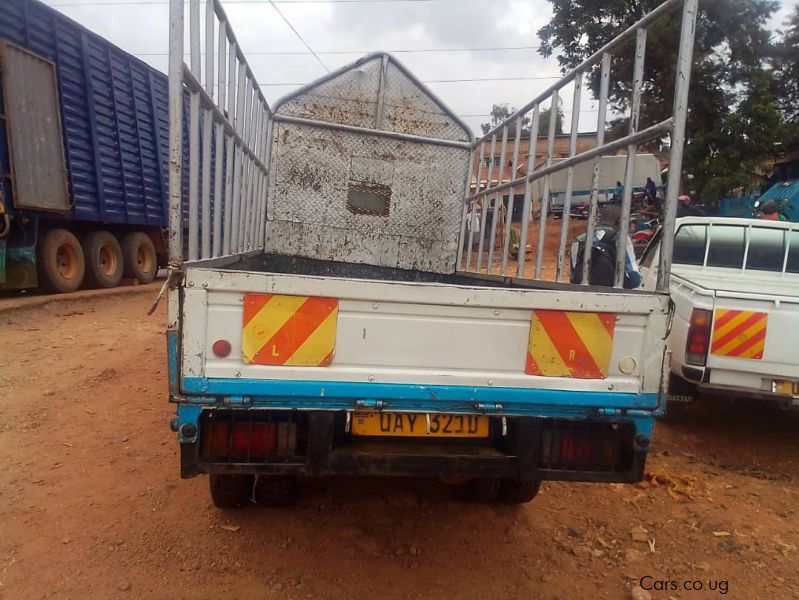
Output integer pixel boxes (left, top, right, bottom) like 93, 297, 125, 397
41, 0, 797, 136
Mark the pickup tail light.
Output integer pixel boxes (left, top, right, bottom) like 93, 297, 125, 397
685, 308, 712, 366
560, 431, 600, 464
200, 413, 299, 461
539, 421, 631, 472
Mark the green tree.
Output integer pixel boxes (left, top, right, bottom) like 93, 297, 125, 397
537, 0, 787, 204
480, 103, 564, 137
772, 6, 799, 126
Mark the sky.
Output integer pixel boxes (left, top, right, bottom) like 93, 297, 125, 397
40, 0, 798, 136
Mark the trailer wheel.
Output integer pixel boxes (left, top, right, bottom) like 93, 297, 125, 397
458, 477, 502, 502
209, 474, 254, 509
498, 479, 541, 504
121, 232, 157, 283
82, 230, 123, 288
37, 228, 85, 293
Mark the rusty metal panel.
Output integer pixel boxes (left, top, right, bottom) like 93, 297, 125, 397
265, 54, 471, 274
0, 41, 69, 212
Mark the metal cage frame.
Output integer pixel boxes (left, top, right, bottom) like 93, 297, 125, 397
455, 0, 698, 293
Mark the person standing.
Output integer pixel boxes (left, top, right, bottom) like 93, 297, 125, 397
644, 177, 657, 203
612, 181, 624, 202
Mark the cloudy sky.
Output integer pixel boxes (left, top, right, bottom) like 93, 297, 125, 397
41, 0, 797, 136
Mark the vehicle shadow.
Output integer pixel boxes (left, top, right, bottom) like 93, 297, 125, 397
655, 394, 799, 480
211, 475, 541, 599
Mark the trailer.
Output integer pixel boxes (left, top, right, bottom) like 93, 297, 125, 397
0, 0, 169, 292
165, 0, 698, 507
545, 153, 662, 214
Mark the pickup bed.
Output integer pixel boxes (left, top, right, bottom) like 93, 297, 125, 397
640, 217, 799, 409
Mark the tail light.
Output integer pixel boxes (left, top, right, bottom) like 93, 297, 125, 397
685, 308, 711, 366
560, 431, 600, 464
201, 416, 298, 461
540, 420, 631, 472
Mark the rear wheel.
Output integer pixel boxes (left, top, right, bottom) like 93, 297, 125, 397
121, 232, 157, 283
37, 228, 85, 293
659, 375, 697, 421
209, 474, 253, 509
82, 230, 123, 288
253, 475, 299, 507
458, 477, 502, 502
498, 479, 541, 504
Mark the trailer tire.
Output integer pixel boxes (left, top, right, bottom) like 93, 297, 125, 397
82, 230, 123, 288
121, 232, 157, 283
37, 228, 85, 293
458, 477, 502, 502
209, 474, 253, 509
498, 479, 541, 504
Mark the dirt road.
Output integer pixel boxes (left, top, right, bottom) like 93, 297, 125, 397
2, 290, 798, 599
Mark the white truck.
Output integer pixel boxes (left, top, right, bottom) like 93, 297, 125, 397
164, 0, 698, 507
545, 153, 662, 214
640, 217, 799, 410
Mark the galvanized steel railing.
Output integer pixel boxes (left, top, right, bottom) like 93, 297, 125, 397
456, 0, 698, 293
168, 0, 271, 266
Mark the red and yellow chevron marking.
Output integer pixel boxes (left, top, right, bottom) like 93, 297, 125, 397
525, 310, 615, 379
710, 309, 767, 360
241, 294, 338, 366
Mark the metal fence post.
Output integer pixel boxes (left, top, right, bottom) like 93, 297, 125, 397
657, 0, 698, 292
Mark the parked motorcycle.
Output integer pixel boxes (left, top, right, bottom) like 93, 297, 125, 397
630, 216, 660, 257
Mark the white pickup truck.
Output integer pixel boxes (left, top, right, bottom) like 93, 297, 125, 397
164, 0, 698, 507
640, 217, 799, 410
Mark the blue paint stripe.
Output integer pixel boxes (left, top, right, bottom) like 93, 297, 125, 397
181, 377, 657, 413
167, 331, 179, 396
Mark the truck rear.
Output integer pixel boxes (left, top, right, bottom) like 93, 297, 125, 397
641, 217, 799, 409
166, 0, 698, 506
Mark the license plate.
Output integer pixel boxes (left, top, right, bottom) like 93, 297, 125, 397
351, 412, 489, 438
774, 380, 799, 397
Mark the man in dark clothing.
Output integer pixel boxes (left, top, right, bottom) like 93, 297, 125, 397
644, 177, 657, 202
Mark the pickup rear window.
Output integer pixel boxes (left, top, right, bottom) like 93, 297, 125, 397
673, 223, 799, 273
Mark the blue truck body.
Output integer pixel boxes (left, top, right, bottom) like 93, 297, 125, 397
719, 180, 798, 222
0, 0, 170, 289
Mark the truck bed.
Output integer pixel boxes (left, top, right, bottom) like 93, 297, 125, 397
180, 258, 670, 409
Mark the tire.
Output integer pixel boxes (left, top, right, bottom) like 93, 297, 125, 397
458, 477, 502, 503
81, 230, 123, 288
658, 375, 697, 421
499, 479, 541, 504
253, 475, 299, 507
37, 228, 85, 293
209, 474, 254, 509
121, 232, 157, 284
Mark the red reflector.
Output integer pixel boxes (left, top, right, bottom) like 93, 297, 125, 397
560, 432, 599, 464
212, 339, 232, 358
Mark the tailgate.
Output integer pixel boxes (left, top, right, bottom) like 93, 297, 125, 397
179, 268, 670, 411
706, 293, 799, 378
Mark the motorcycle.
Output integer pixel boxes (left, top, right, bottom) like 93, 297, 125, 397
630, 215, 660, 257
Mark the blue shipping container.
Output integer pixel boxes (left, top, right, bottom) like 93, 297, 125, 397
0, 0, 170, 227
